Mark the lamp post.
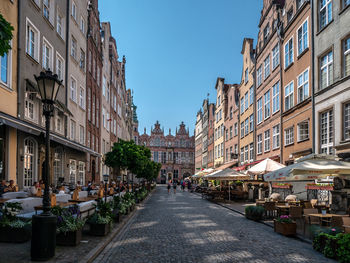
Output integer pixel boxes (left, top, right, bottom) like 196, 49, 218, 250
31, 70, 62, 261
103, 174, 109, 203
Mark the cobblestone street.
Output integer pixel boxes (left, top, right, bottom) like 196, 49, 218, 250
94, 186, 333, 263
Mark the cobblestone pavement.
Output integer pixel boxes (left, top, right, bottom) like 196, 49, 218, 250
94, 186, 333, 263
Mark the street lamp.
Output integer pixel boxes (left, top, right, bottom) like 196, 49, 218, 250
103, 174, 109, 203
31, 69, 62, 261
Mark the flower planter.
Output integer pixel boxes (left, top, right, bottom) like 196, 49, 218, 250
306, 185, 333, 191
56, 228, 82, 246
113, 209, 121, 223
0, 226, 31, 243
89, 223, 111, 236
274, 220, 296, 236
272, 184, 292, 189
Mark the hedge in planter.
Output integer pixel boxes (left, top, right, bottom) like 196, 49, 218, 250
51, 205, 85, 246
0, 202, 31, 243
245, 206, 264, 221
87, 201, 113, 236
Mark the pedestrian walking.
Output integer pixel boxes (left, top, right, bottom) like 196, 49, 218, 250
187, 180, 191, 192
173, 180, 177, 194
167, 180, 171, 194
181, 180, 185, 191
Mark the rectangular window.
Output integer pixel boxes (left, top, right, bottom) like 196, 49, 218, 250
42, 39, 53, 70
320, 109, 334, 154
96, 98, 100, 128
56, 53, 64, 81
225, 129, 229, 141
284, 38, 294, 68
257, 134, 262, 154
285, 127, 294, 146
319, 0, 332, 30
79, 125, 84, 145
249, 143, 254, 162
70, 77, 77, 102
344, 0, 350, 8
320, 51, 333, 90
226, 148, 229, 161
249, 86, 254, 105
297, 0, 306, 9
56, 116, 62, 133
297, 19, 308, 55
343, 38, 350, 77
240, 97, 244, 114
257, 66, 262, 86
244, 92, 248, 111
80, 49, 85, 70
240, 147, 244, 163
71, 37, 77, 59
72, 1, 77, 20
272, 44, 280, 69
244, 146, 249, 162
43, 0, 50, 20
234, 144, 238, 154
221, 143, 224, 157
229, 107, 233, 119
264, 130, 270, 152
343, 102, 350, 140
240, 122, 244, 139
245, 118, 249, 136
80, 17, 85, 33
79, 87, 85, 109
70, 120, 76, 140
284, 82, 294, 111
56, 14, 63, 38
69, 160, 76, 184
245, 68, 248, 83
88, 50, 92, 73
25, 88, 35, 120
26, 19, 39, 61
0, 51, 10, 86
92, 95, 96, 125
249, 114, 254, 132
87, 88, 91, 121
273, 125, 280, 149
272, 82, 280, 113
297, 69, 309, 103
113, 95, 117, 111
264, 90, 271, 119
264, 55, 270, 79
103, 76, 106, 97
230, 126, 233, 138
257, 97, 263, 124
78, 162, 85, 184
234, 123, 238, 136
297, 121, 309, 142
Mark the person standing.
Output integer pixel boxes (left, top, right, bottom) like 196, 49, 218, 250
167, 180, 171, 194
173, 180, 177, 194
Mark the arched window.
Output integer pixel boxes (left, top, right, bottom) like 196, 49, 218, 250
24, 138, 37, 187
53, 148, 63, 186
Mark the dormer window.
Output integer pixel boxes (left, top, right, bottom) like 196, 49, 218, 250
263, 24, 270, 43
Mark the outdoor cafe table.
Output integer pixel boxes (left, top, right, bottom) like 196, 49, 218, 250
34, 202, 77, 214
276, 205, 290, 216
304, 213, 347, 226
69, 196, 99, 203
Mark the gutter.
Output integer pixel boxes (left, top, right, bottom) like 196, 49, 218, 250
17, 0, 22, 185
311, 0, 316, 153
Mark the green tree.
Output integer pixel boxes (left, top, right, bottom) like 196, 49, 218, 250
0, 13, 14, 56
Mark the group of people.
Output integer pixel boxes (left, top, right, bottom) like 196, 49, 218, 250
0, 180, 17, 197
167, 179, 191, 194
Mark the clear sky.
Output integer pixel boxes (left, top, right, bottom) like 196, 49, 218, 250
99, 0, 263, 136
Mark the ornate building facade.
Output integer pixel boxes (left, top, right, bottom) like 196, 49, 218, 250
139, 121, 195, 184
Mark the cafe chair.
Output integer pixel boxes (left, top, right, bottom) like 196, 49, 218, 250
290, 206, 303, 219
343, 217, 350, 234
330, 216, 345, 228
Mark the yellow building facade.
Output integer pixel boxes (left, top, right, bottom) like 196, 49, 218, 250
0, 1, 18, 183
214, 78, 226, 167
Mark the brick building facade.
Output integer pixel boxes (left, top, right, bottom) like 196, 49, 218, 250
139, 121, 194, 183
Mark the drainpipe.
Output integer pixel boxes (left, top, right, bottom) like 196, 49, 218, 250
277, 7, 284, 164
311, 0, 316, 153
17, 0, 22, 185
64, 0, 70, 138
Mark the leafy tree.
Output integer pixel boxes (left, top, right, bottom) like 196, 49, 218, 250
0, 13, 14, 57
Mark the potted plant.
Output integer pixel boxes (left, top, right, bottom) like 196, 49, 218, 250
112, 196, 122, 223
0, 202, 31, 243
51, 205, 85, 246
245, 206, 265, 221
274, 215, 296, 236
87, 201, 113, 236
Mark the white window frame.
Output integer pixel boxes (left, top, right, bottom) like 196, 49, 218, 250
343, 102, 350, 140
257, 134, 262, 154
264, 55, 270, 79
25, 88, 36, 121
272, 124, 280, 149
272, 81, 280, 113
264, 129, 270, 152
320, 51, 333, 90
249, 114, 254, 132
249, 86, 254, 105
297, 121, 309, 142
319, 0, 332, 30
264, 90, 271, 120
71, 1, 77, 21
70, 120, 76, 141
257, 66, 262, 86
56, 13, 64, 39
71, 37, 77, 60
284, 127, 294, 146
78, 161, 85, 185
79, 86, 85, 109
56, 52, 64, 82
297, 68, 309, 103
297, 18, 309, 56
320, 109, 334, 154
79, 125, 85, 145
272, 43, 280, 69
69, 159, 77, 184
257, 97, 263, 124
70, 76, 77, 102
284, 81, 294, 111
42, 38, 53, 70
26, 18, 40, 62
80, 16, 85, 34
56, 115, 62, 133
0, 43, 12, 89
344, 37, 350, 77
284, 37, 294, 69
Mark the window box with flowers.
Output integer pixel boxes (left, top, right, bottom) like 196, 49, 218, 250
272, 183, 293, 189
274, 215, 296, 236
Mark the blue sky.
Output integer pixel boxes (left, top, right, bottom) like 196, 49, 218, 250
100, 0, 262, 136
